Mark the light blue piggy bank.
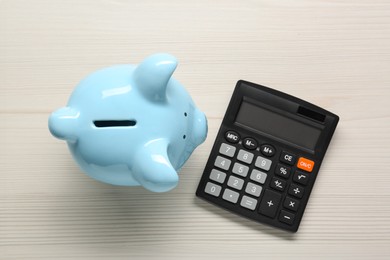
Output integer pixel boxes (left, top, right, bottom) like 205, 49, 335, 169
49, 53, 207, 192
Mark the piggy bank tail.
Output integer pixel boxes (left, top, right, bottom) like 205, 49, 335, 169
48, 107, 80, 143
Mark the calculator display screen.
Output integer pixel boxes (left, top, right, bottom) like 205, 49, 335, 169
235, 101, 321, 150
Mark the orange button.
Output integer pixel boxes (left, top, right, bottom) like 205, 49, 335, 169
297, 157, 315, 172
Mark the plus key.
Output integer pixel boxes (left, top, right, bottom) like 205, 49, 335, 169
258, 189, 282, 218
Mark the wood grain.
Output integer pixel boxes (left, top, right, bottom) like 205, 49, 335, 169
1, 0, 390, 259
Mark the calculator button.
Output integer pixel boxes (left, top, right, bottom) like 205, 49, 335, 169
284, 197, 299, 212
280, 151, 297, 165
297, 157, 315, 172
243, 137, 257, 150
240, 195, 258, 210
293, 171, 309, 185
245, 182, 262, 197
255, 156, 272, 171
232, 162, 249, 177
258, 189, 282, 218
236, 150, 254, 164
288, 184, 304, 199
204, 182, 222, 197
225, 130, 240, 144
227, 176, 244, 190
279, 210, 295, 225
219, 143, 236, 158
260, 144, 275, 157
209, 169, 226, 184
214, 156, 231, 171
250, 169, 267, 184
275, 164, 291, 178
270, 177, 286, 192
222, 188, 240, 203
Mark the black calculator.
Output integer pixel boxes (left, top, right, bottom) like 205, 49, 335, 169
196, 80, 339, 232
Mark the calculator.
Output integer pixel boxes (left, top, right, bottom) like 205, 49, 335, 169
196, 80, 339, 232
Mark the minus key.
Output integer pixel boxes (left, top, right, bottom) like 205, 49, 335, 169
279, 210, 295, 225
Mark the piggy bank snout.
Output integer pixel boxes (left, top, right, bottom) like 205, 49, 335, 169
191, 109, 207, 146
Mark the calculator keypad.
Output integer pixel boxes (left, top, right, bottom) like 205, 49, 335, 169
201, 131, 316, 231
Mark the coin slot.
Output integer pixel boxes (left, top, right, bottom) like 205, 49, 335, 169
93, 120, 136, 127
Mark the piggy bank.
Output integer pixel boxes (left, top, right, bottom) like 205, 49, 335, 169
49, 53, 207, 192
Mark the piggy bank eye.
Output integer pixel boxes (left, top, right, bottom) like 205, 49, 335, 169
183, 112, 188, 139
94, 120, 136, 128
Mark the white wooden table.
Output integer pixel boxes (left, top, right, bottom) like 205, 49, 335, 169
1, 0, 390, 259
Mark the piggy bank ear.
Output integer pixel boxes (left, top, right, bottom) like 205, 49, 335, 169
133, 53, 177, 102
48, 107, 80, 143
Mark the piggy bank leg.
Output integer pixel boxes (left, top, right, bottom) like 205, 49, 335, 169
132, 139, 179, 192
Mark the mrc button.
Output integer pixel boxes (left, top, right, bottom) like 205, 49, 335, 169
225, 130, 240, 143
297, 157, 315, 172
280, 151, 297, 165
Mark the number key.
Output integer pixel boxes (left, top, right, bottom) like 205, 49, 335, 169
214, 156, 231, 171
204, 182, 222, 197
250, 169, 267, 184
227, 176, 244, 190
255, 156, 272, 171
245, 182, 262, 197
219, 143, 236, 158
232, 162, 249, 177
209, 169, 226, 184
237, 149, 254, 164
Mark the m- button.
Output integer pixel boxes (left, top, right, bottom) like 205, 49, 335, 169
243, 137, 257, 150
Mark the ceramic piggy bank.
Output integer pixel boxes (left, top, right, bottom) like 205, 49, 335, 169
49, 53, 207, 192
